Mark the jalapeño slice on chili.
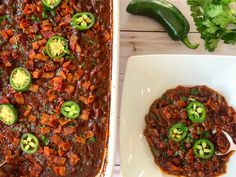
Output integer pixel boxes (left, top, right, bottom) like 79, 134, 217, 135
71, 12, 95, 31
0, 104, 18, 125
60, 101, 80, 119
20, 133, 39, 154
10, 67, 32, 92
169, 123, 188, 142
46, 36, 70, 59
42, 0, 62, 10
193, 139, 214, 159
187, 101, 206, 123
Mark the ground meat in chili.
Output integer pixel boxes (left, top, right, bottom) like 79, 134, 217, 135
0, 0, 112, 176
144, 86, 236, 177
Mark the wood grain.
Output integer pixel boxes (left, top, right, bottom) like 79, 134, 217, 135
120, 0, 197, 32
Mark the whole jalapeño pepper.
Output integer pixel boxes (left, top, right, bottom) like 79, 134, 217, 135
126, 0, 199, 49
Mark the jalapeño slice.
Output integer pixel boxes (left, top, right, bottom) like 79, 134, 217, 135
187, 101, 206, 123
60, 101, 80, 119
46, 36, 70, 59
169, 123, 188, 142
71, 12, 95, 31
20, 133, 39, 154
193, 139, 214, 159
0, 104, 18, 125
42, 0, 62, 10
10, 67, 32, 92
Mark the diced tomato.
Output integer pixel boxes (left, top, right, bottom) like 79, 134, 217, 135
65, 85, 75, 94
68, 153, 80, 166
14, 93, 25, 104
58, 118, 72, 126
36, 53, 49, 61
59, 14, 71, 27
41, 126, 51, 135
19, 19, 30, 30
32, 42, 39, 50
76, 136, 86, 144
67, 73, 75, 84
51, 134, 63, 146
80, 109, 90, 120
53, 167, 66, 176
31, 163, 43, 177
28, 114, 36, 124
58, 149, 65, 157
74, 68, 84, 80
69, 34, 78, 52
87, 95, 95, 104
60, 142, 71, 151
0, 96, 9, 104
29, 84, 39, 92
25, 60, 35, 71
63, 126, 76, 136
44, 146, 50, 156
41, 72, 54, 79
54, 125, 62, 134
62, 60, 71, 69
32, 69, 42, 79
47, 89, 58, 102
49, 156, 66, 165
40, 30, 55, 39
0, 30, 8, 40
84, 131, 94, 139
41, 114, 58, 128
50, 77, 63, 92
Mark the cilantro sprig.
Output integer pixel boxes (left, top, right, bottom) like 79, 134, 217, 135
187, 0, 236, 51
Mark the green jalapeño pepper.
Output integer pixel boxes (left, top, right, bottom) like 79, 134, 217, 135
20, 133, 39, 154
42, 0, 62, 10
60, 101, 80, 119
10, 67, 32, 92
0, 104, 18, 125
169, 123, 188, 142
187, 101, 206, 123
46, 36, 70, 59
71, 12, 95, 31
126, 0, 199, 49
193, 139, 214, 159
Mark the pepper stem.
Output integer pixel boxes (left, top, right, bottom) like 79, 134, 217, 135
181, 36, 199, 49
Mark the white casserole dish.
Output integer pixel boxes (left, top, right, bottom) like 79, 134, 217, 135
97, 0, 120, 176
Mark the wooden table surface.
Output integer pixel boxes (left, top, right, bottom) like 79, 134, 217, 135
113, 0, 236, 176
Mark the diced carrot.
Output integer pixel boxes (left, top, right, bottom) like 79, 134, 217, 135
41, 72, 54, 79
53, 167, 66, 176
14, 93, 25, 104
63, 126, 76, 136
28, 114, 36, 124
68, 153, 80, 166
65, 85, 75, 94
74, 68, 84, 80
80, 109, 90, 120
41, 126, 51, 135
44, 146, 50, 156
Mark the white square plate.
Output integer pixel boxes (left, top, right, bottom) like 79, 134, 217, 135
120, 54, 236, 177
